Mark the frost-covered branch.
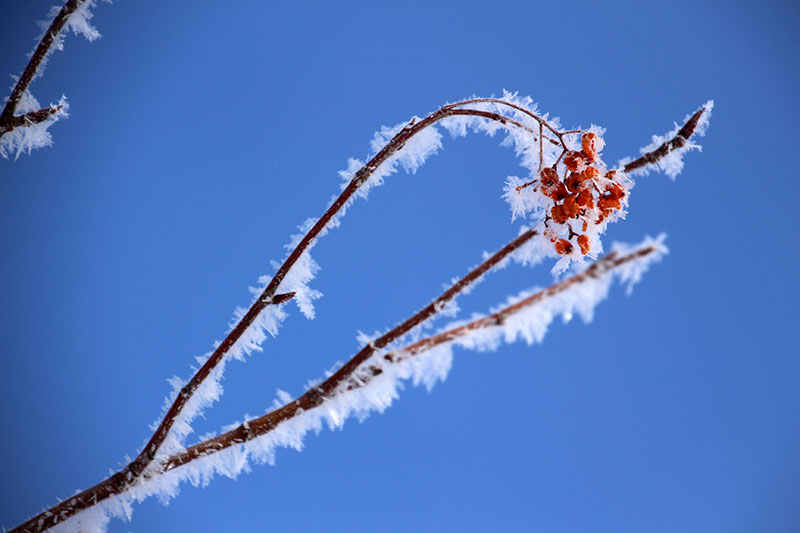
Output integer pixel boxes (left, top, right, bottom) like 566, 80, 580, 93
8, 94, 711, 532
129, 100, 572, 493
13, 226, 539, 533
12, 236, 662, 533
1, 0, 106, 158
622, 102, 713, 178
162, 239, 666, 475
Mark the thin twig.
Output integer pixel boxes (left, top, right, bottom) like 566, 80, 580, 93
0, 106, 64, 133
446, 97, 567, 141
622, 107, 708, 173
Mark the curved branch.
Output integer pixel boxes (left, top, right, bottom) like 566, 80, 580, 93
12, 102, 550, 533
446, 97, 568, 141
135, 104, 538, 479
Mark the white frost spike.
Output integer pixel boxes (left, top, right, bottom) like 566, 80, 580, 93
370, 118, 444, 174
64, 0, 103, 42
0, 93, 69, 159
272, 250, 322, 319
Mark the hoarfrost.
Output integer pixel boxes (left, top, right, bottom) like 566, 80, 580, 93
1, 0, 109, 158
621, 100, 714, 179
51, 236, 664, 533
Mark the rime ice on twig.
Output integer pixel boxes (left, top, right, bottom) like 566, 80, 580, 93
621, 101, 713, 179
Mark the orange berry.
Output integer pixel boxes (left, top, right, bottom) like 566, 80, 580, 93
565, 172, 589, 192
576, 188, 594, 208
563, 194, 581, 218
604, 183, 626, 200
551, 204, 568, 224
582, 166, 601, 181
554, 238, 573, 255
563, 151, 586, 172
598, 195, 621, 213
540, 167, 559, 188
540, 168, 566, 200
543, 182, 568, 202
582, 133, 599, 161
577, 234, 590, 255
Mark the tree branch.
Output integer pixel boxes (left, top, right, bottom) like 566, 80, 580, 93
11, 226, 538, 533
131, 104, 563, 484
622, 106, 709, 173
0, 0, 83, 131
8, 96, 703, 532
11, 102, 563, 533
0, 105, 64, 135
164, 244, 658, 472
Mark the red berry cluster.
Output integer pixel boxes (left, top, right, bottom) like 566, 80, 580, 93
536, 132, 627, 256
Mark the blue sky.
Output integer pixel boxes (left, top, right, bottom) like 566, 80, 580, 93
1, 1, 798, 531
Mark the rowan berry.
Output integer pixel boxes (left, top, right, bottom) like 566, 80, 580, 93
554, 238, 573, 255
551, 204, 568, 224
564, 151, 586, 172
576, 188, 594, 208
540, 167, 559, 188
563, 194, 580, 218
582, 166, 600, 181
598, 195, 621, 213
581, 132, 601, 161
605, 183, 625, 200
566, 172, 588, 192
577, 234, 590, 255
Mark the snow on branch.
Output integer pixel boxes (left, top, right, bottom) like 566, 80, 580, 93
8, 95, 710, 532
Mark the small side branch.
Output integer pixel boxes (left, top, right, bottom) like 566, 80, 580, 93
0, 105, 64, 135
622, 106, 709, 173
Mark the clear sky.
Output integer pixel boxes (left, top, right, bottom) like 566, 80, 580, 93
1, 1, 798, 531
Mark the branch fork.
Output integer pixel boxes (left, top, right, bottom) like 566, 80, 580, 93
8, 82, 708, 533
